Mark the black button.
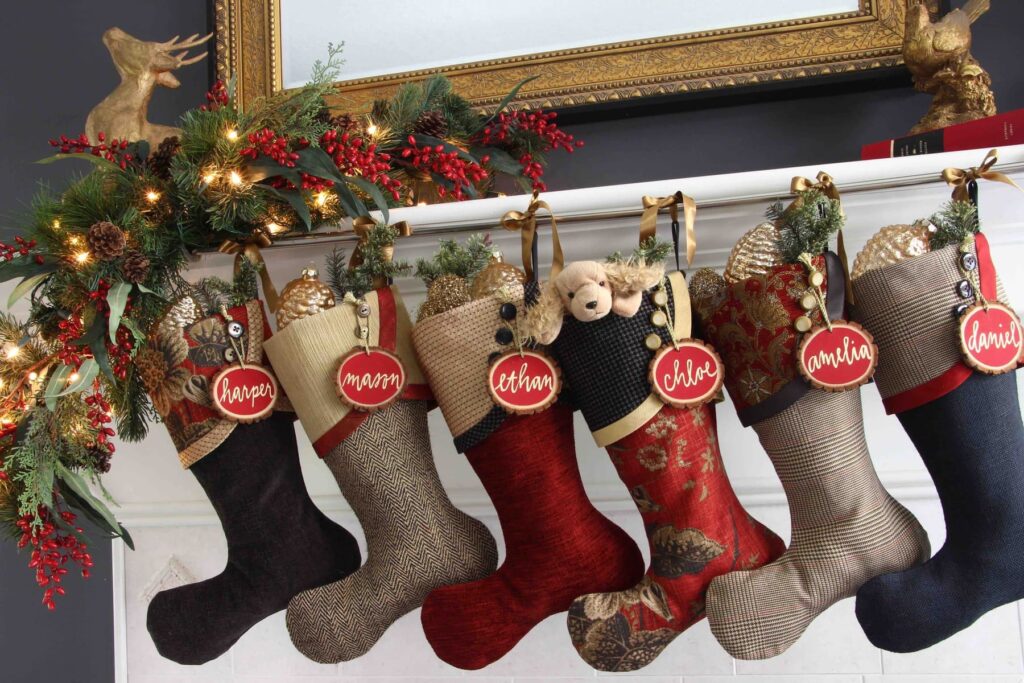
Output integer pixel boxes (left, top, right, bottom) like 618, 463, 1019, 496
956, 280, 974, 299
495, 327, 514, 345
960, 252, 978, 272
487, 351, 502, 364
499, 303, 517, 321
954, 303, 970, 319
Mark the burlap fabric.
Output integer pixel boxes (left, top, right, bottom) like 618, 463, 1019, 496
705, 389, 930, 659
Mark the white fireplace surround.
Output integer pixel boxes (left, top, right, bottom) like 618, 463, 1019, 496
16, 146, 1023, 682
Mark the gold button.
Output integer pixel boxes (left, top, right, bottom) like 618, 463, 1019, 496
645, 334, 663, 351
794, 315, 813, 333
809, 271, 824, 288
651, 290, 668, 307
651, 310, 668, 327
800, 293, 817, 311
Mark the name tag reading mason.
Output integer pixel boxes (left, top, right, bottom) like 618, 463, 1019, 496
336, 347, 408, 411
797, 320, 877, 392
649, 340, 724, 409
958, 302, 1024, 375
488, 349, 562, 415
211, 364, 279, 422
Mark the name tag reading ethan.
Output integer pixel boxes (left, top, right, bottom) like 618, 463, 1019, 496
649, 339, 724, 409
797, 320, 877, 392
958, 302, 1024, 375
211, 364, 279, 422
488, 349, 562, 415
336, 347, 408, 411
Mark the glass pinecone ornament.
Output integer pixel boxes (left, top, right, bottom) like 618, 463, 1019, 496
470, 254, 526, 299
688, 267, 729, 323
121, 251, 150, 284
724, 222, 783, 283
149, 136, 180, 181
277, 266, 336, 329
87, 221, 127, 261
158, 296, 200, 337
418, 274, 470, 321
413, 110, 448, 138
851, 222, 934, 280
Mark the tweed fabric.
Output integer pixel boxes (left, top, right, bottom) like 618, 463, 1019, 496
412, 287, 525, 450
420, 403, 645, 669
567, 404, 786, 672
856, 371, 1024, 651
147, 412, 361, 664
286, 400, 498, 663
705, 388, 930, 659
852, 237, 1008, 403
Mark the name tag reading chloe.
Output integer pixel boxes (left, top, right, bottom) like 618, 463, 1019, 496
488, 350, 562, 415
336, 347, 407, 411
649, 340, 724, 408
958, 302, 1024, 375
797, 321, 877, 392
211, 364, 279, 422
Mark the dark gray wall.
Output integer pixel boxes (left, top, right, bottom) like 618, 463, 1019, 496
0, 2, 1021, 681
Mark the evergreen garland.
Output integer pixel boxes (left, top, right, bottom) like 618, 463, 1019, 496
414, 233, 493, 283
929, 200, 980, 250
323, 224, 411, 297
607, 237, 673, 264
768, 189, 845, 262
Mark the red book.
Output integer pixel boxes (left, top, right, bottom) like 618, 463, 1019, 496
861, 109, 1024, 160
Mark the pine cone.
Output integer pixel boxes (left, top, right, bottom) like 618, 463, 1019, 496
87, 221, 126, 261
149, 136, 180, 181
122, 251, 150, 284
413, 110, 448, 138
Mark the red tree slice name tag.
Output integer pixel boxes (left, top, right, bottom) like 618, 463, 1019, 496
959, 302, 1024, 375
211, 364, 279, 423
336, 347, 408, 411
488, 349, 562, 415
797, 320, 878, 392
649, 340, 724, 409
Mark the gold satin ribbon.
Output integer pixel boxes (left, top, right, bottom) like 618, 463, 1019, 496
789, 171, 854, 306
217, 231, 281, 313
942, 149, 1023, 202
501, 191, 564, 281
640, 192, 697, 266
349, 217, 413, 271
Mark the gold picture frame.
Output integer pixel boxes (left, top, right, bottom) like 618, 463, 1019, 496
214, 0, 937, 113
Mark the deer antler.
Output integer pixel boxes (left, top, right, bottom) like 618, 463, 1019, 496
162, 33, 212, 50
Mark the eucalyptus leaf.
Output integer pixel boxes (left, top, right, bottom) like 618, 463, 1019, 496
7, 272, 50, 308
106, 281, 132, 342
134, 283, 164, 298
471, 146, 522, 174
346, 177, 390, 224
44, 364, 73, 411
409, 134, 477, 164
0, 258, 55, 284
35, 152, 120, 171
58, 359, 98, 396
262, 186, 312, 231
485, 75, 539, 123
55, 463, 134, 550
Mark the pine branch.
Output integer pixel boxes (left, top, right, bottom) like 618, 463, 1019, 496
415, 233, 493, 284
929, 200, 980, 250
769, 190, 845, 262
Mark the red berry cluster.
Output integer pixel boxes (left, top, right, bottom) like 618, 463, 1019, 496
85, 388, 116, 472
321, 130, 403, 200
399, 136, 488, 201
56, 314, 87, 368
473, 110, 583, 191
201, 80, 230, 111
106, 326, 135, 381
0, 236, 43, 264
241, 128, 300, 167
49, 132, 135, 170
17, 506, 94, 610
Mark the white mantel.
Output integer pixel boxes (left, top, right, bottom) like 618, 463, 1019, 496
89, 145, 1024, 682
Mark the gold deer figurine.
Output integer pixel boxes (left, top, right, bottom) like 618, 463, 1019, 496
85, 28, 212, 149
904, 0, 996, 134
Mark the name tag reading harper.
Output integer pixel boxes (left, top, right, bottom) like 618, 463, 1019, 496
958, 302, 1024, 375
648, 340, 724, 409
488, 349, 562, 415
211, 364, 279, 422
336, 347, 408, 412
797, 320, 877, 392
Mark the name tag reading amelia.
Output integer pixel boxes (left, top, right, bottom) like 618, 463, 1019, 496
488, 349, 562, 415
797, 320, 877, 392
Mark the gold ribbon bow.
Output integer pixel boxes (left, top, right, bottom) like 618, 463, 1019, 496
942, 149, 1023, 202
501, 191, 564, 281
217, 230, 281, 313
640, 191, 697, 266
789, 171, 854, 306
349, 217, 413, 271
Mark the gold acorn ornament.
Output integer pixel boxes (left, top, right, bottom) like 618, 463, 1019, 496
418, 274, 471, 321
724, 222, 783, 283
851, 221, 935, 280
470, 253, 527, 299
277, 266, 336, 329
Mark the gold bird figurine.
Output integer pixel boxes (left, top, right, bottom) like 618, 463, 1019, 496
903, 0, 996, 134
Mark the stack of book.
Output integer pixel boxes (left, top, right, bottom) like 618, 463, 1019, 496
861, 109, 1023, 159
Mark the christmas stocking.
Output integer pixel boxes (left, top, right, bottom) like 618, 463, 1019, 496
535, 265, 785, 672
264, 283, 498, 663
412, 284, 646, 670
852, 227, 1024, 652
695, 248, 930, 660
143, 300, 361, 665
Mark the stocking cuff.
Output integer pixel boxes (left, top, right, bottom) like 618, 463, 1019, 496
852, 233, 1012, 414
264, 286, 429, 457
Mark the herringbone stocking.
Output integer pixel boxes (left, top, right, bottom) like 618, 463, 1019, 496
285, 400, 497, 662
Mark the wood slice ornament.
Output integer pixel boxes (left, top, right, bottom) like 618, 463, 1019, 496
958, 301, 1024, 375
211, 364, 279, 423
488, 349, 562, 415
797, 320, 878, 392
648, 340, 724, 409
336, 347, 408, 412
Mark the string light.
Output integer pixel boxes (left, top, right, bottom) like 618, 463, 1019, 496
67, 235, 82, 247
5, 346, 19, 359
202, 170, 218, 184
266, 222, 285, 235
314, 192, 329, 207
417, 201, 428, 207
68, 372, 79, 383
225, 129, 239, 141
52, 219, 61, 230
145, 190, 161, 203
228, 170, 243, 186
366, 122, 379, 137
28, 372, 38, 381
74, 251, 91, 265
